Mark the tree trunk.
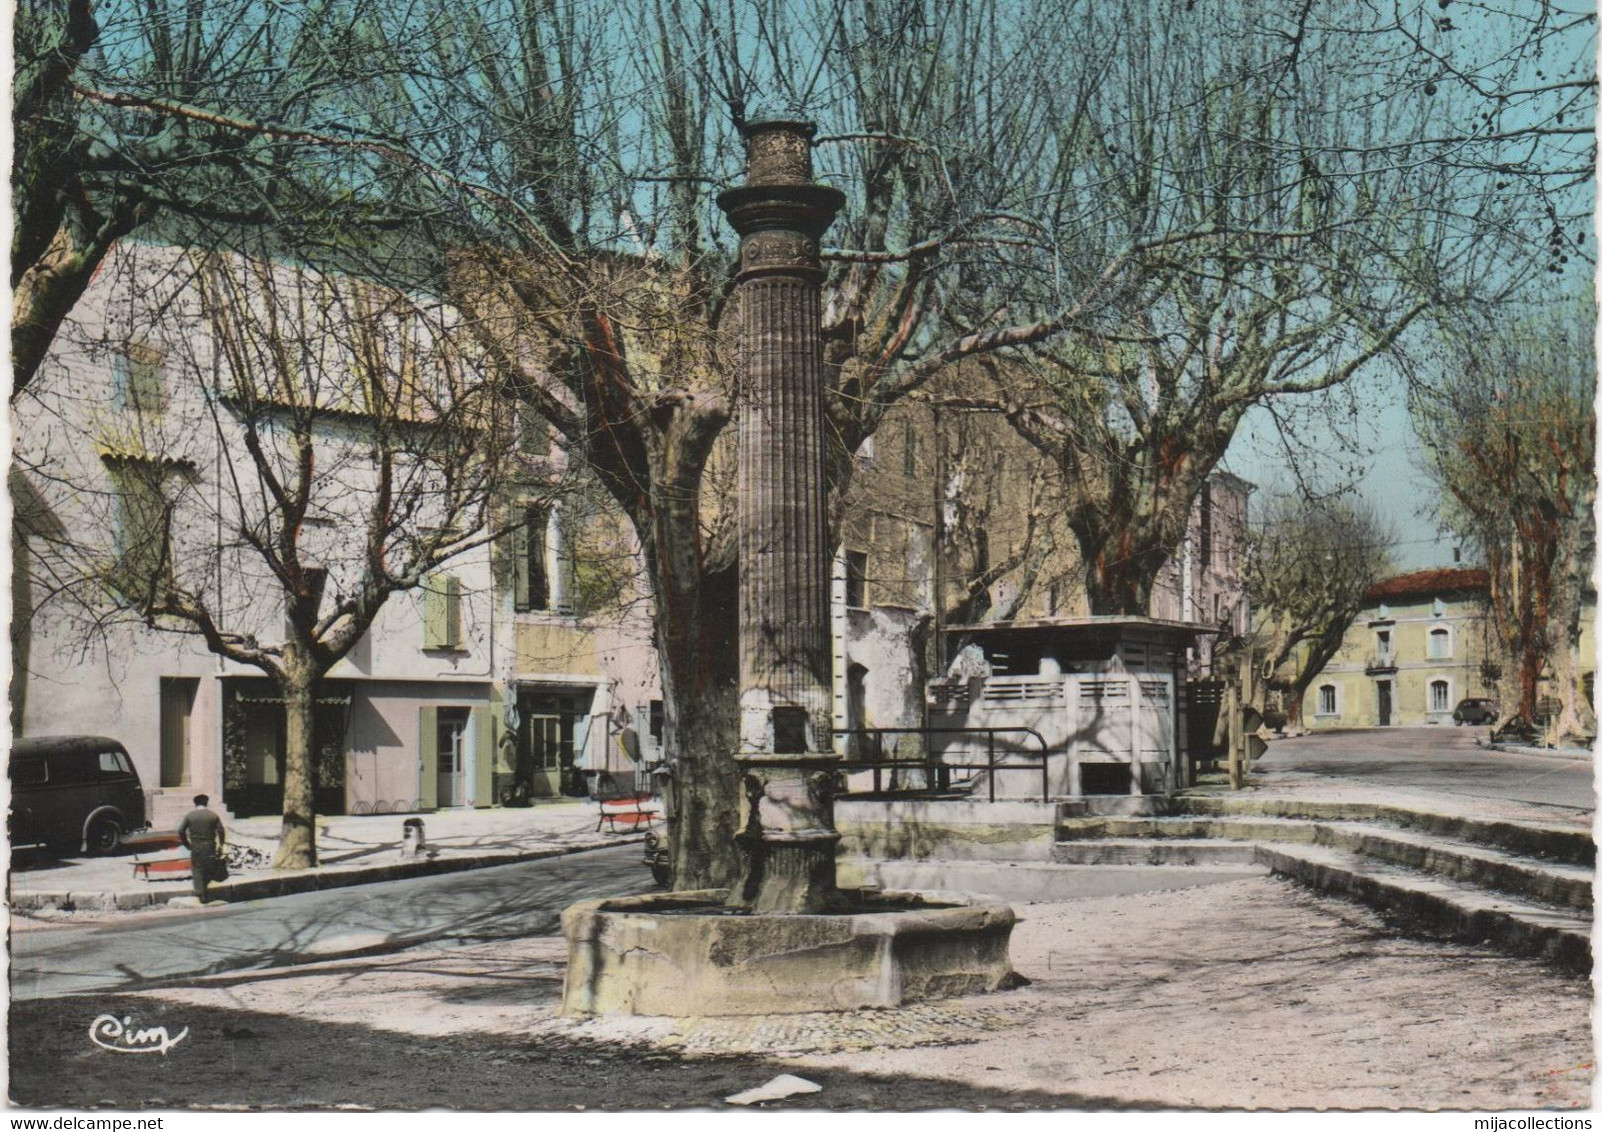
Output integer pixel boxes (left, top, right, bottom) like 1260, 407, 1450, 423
1069, 487, 1196, 617
1510, 535, 1552, 733
1080, 530, 1161, 616
1544, 536, 1594, 745
12, 203, 146, 399
1286, 690, 1305, 729
1514, 635, 1544, 731
665, 668, 741, 890
641, 491, 742, 891
272, 667, 319, 869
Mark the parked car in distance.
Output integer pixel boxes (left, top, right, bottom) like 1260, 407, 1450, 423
9, 736, 147, 854
643, 827, 670, 887
1452, 698, 1500, 726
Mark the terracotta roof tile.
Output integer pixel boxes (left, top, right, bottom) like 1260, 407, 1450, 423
1364, 567, 1489, 602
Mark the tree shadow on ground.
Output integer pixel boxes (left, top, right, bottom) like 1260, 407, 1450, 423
9, 850, 78, 873
10, 850, 648, 1001
10, 993, 1181, 1112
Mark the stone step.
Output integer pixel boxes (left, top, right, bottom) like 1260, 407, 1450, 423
1057, 814, 1320, 843
145, 792, 236, 829
1051, 839, 1261, 867
839, 856, 1265, 903
1169, 796, 1593, 867
1056, 796, 1167, 818
1056, 815, 1592, 912
1313, 823, 1592, 913
1258, 843, 1592, 975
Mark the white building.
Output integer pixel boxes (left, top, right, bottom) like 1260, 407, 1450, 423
13, 244, 501, 823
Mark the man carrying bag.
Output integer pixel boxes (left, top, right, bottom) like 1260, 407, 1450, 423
177, 794, 228, 902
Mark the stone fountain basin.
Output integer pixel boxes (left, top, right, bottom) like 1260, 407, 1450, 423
561, 888, 1017, 1017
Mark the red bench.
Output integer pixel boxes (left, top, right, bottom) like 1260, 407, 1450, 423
123, 831, 182, 853
596, 793, 660, 833
132, 856, 191, 881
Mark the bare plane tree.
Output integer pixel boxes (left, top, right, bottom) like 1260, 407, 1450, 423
1247, 495, 1396, 727
972, 0, 1579, 616
14, 245, 525, 867
1413, 300, 1596, 745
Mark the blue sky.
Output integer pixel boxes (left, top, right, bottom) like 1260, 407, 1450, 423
1222, 372, 1463, 574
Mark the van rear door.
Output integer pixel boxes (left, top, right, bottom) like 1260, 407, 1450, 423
8, 757, 48, 844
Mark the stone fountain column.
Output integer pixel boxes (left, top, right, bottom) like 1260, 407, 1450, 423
717, 116, 846, 914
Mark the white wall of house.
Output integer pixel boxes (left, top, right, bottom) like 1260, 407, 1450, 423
14, 244, 500, 820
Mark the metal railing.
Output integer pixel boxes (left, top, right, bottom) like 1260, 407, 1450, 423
829, 725, 1052, 803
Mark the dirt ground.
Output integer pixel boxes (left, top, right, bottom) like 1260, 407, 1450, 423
9, 875, 1591, 1111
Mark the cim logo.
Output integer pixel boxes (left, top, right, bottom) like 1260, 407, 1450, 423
88, 1014, 189, 1056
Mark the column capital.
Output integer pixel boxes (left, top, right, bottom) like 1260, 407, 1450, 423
718, 116, 844, 282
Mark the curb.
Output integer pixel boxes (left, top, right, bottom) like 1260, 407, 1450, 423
10, 834, 647, 913
1483, 742, 1594, 763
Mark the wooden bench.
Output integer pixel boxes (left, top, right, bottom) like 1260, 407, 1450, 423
595, 793, 660, 833
132, 855, 192, 881
123, 830, 182, 853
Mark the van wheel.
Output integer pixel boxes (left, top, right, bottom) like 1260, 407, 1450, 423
85, 814, 122, 856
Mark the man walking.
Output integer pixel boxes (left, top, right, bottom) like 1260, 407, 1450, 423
177, 794, 226, 903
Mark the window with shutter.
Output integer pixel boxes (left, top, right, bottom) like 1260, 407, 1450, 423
844, 550, 869, 609
423, 574, 462, 649
112, 343, 167, 416
514, 504, 551, 611
106, 460, 173, 602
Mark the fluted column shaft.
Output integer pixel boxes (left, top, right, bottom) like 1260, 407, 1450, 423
736, 278, 832, 751
719, 121, 845, 760
717, 117, 846, 913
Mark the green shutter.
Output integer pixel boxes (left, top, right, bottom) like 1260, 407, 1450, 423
108, 463, 171, 601
471, 705, 493, 807
512, 519, 531, 610
443, 575, 461, 648
114, 344, 166, 415
423, 576, 445, 648
418, 706, 438, 810
557, 509, 579, 615
129, 349, 165, 414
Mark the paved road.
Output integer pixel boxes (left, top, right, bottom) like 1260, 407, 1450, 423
1258, 727, 1594, 814
9, 845, 649, 1002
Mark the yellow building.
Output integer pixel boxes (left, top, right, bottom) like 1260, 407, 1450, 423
1307, 569, 1494, 729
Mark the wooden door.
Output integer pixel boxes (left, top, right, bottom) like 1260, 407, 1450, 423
159, 678, 198, 788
